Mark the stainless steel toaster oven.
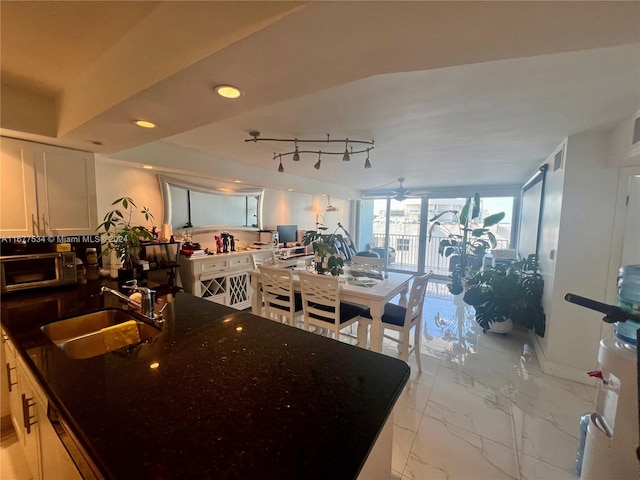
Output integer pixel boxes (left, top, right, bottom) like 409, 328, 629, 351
0, 252, 77, 293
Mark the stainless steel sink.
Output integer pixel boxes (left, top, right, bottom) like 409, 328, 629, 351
41, 309, 161, 359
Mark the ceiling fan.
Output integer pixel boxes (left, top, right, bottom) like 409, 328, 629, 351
362, 177, 429, 201
393, 178, 410, 201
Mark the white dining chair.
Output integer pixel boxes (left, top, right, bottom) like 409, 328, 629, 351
351, 255, 384, 278
297, 271, 368, 344
250, 250, 277, 269
361, 271, 433, 371
258, 264, 303, 328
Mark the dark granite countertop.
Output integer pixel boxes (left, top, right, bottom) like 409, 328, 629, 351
1, 280, 410, 480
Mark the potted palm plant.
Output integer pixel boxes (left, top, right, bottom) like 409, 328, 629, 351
96, 197, 155, 284
462, 254, 546, 336
428, 193, 505, 294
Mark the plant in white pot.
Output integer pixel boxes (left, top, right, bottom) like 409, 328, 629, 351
462, 254, 546, 336
96, 197, 155, 283
428, 193, 505, 295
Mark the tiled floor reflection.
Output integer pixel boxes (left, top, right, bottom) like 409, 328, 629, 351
386, 279, 593, 480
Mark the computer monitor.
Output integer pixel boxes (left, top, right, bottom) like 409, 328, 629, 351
276, 225, 298, 247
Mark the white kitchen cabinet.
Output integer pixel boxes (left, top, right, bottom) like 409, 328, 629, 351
179, 252, 252, 309
17, 356, 41, 480
0, 137, 97, 237
3, 331, 23, 444
18, 356, 82, 480
2, 332, 81, 480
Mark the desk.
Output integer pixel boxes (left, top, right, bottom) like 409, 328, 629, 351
250, 266, 414, 352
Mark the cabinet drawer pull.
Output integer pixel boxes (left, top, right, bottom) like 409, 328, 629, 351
21, 394, 37, 434
1, 333, 8, 343
5, 363, 17, 392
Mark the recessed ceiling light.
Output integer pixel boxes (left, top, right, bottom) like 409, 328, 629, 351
215, 85, 243, 99
143, 165, 153, 170
134, 120, 157, 129
234, 180, 242, 183
287, 189, 294, 192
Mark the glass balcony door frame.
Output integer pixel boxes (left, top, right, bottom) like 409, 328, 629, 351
357, 185, 521, 276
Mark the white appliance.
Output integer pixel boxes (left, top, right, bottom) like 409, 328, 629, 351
580, 338, 639, 479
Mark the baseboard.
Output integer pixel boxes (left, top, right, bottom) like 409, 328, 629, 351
528, 332, 596, 386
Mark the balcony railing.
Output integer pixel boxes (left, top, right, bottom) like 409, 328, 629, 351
371, 233, 510, 274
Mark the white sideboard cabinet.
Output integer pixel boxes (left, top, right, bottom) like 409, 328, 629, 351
179, 252, 253, 310
179, 247, 312, 310
0, 137, 98, 237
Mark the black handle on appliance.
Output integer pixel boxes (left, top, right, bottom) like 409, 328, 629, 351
564, 293, 640, 323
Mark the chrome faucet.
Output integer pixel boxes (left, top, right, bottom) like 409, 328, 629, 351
99, 280, 165, 326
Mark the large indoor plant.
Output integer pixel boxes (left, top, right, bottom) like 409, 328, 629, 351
302, 229, 345, 276
462, 254, 546, 336
428, 193, 505, 294
97, 197, 155, 275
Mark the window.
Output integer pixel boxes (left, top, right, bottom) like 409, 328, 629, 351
396, 238, 411, 251
159, 175, 263, 230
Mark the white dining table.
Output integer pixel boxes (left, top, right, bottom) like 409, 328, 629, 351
250, 265, 415, 352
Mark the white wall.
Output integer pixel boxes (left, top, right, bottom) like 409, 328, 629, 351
607, 107, 640, 168
534, 126, 633, 382
536, 140, 566, 361
95, 159, 163, 233
95, 157, 353, 255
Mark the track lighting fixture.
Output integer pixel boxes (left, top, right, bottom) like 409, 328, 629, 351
293, 140, 300, 161
245, 131, 374, 172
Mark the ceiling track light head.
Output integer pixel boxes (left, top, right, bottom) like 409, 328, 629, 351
293, 139, 300, 161
248, 130, 261, 141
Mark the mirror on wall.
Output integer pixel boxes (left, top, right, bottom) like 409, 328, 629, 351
158, 175, 263, 230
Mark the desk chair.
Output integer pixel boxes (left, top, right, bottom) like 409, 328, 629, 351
362, 271, 433, 371
297, 271, 368, 344
258, 265, 303, 328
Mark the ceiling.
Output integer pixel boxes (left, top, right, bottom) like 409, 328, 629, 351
1, 1, 639, 197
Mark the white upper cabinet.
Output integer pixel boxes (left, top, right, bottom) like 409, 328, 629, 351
0, 138, 38, 236
0, 137, 97, 236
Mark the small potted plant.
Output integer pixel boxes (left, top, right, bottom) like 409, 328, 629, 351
462, 254, 546, 336
302, 230, 345, 276
428, 193, 505, 294
96, 197, 155, 284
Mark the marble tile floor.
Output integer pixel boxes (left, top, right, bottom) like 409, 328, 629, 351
387, 279, 596, 480
0, 279, 597, 480
1, 424, 33, 480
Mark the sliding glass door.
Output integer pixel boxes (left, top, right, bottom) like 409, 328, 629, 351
425, 197, 514, 276
367, 197, 426, 272
359, 193, 516, 276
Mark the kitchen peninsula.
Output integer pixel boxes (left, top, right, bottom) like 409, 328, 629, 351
1, 280, 409, 479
